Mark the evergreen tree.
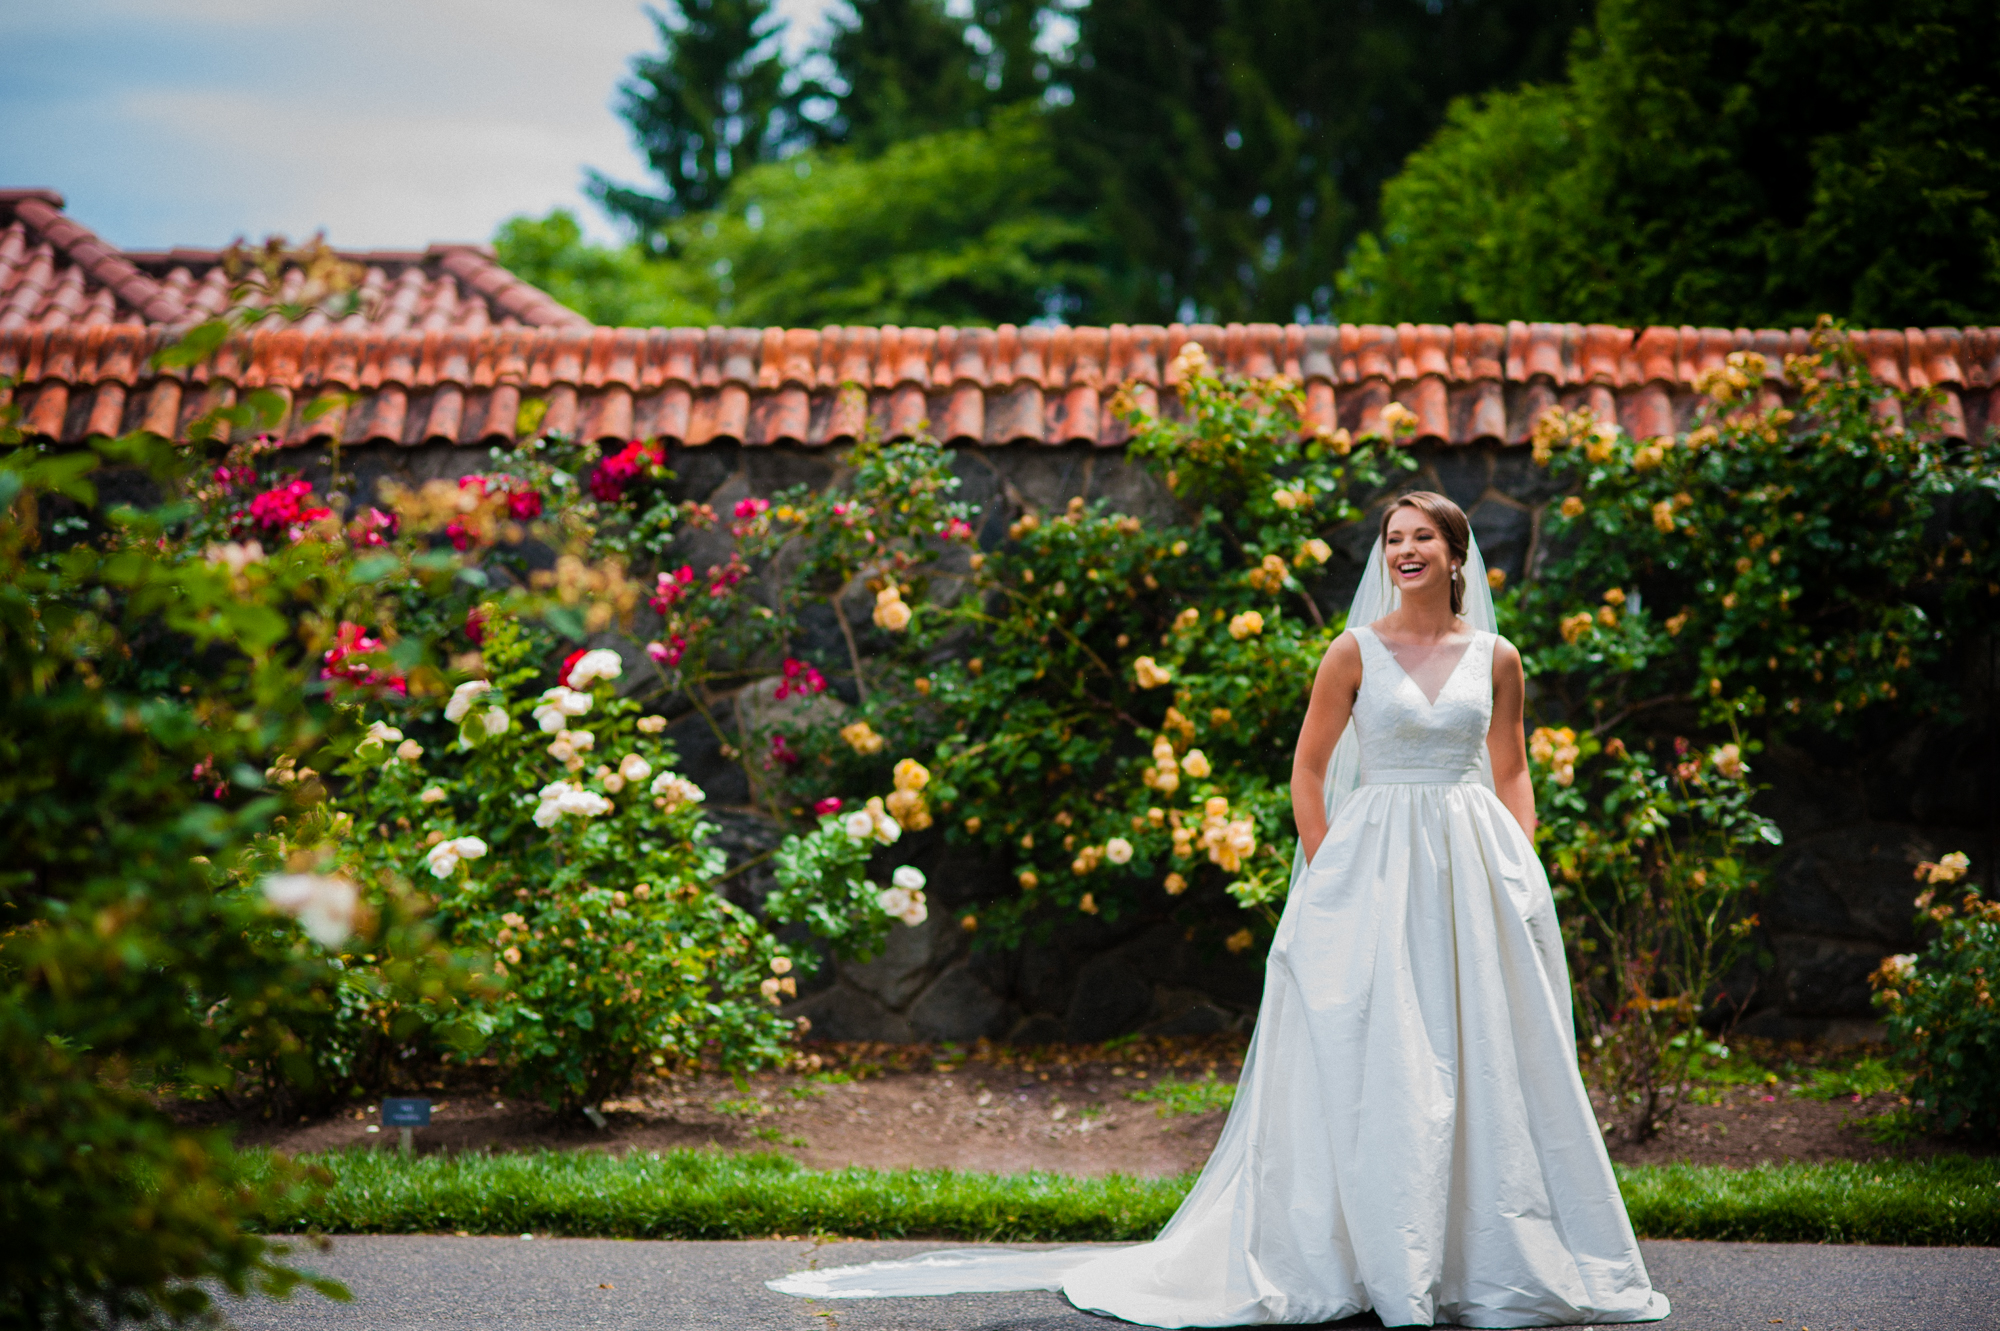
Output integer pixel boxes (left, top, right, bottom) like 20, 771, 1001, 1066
590, 0, 800, 238
1057, 0, 1587, 324
813, 0, 1053, 153
1339, 0, 2000, 326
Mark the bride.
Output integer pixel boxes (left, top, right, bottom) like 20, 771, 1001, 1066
771, 492, 1669, 1328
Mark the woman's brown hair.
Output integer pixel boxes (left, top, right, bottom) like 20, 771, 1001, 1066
1380, 490, 1471, 615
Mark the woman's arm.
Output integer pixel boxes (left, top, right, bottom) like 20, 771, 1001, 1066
1291, 632, 1364, 863
1488, 637, 1537, 840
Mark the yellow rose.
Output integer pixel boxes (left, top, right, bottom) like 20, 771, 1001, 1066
1228, 611, 1264, 640
1560, 496, 1585, 518
1181, 749, 1211, 778
840, 720, 885, 754
1134, 656, 1173, 688
1163, 872, 1187, 896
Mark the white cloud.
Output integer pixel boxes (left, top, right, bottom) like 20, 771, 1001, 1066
0, 0, 847, 251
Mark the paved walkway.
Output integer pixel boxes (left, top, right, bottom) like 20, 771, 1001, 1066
229, 1236, 2000, 1330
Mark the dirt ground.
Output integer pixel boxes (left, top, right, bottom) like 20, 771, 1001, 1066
213, 1035, 1991, 1176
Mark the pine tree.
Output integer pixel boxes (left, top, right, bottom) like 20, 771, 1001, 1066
1057, 0, 1586, 324
813, 0, 1052, 153
590, 0, 800, 237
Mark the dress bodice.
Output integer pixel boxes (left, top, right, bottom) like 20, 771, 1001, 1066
1350, 625, 1495, 782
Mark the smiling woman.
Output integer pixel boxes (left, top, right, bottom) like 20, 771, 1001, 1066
770, 491, 1671, 1325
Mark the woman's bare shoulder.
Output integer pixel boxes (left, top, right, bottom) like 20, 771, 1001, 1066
1323, 627, 1364, 660
1488, 633, 1523, 672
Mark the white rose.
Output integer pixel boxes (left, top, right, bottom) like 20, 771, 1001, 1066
892, 865, 927, 891
877, 887, 912, 917
452, 835, 488, 861
482, 707, 510, 736
261, 873, 360, 947
842, 810, 876, 840
445, 679, 491, 723
418, 786, 446, 804
619, 754, 652, 783
568, 648, 624, 687
426, 839, 463, 878
603, 772, 626, 794
1105, 837, 1133, 865
358, 721, 403, 755
898, 894, 928, 926
395, 739, 423, 762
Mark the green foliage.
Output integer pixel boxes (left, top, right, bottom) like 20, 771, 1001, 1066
508, 111, 1094, 328
491, 210, 712, 328
324, 611, 801, 1113
530, 0, 1585, 325
590, 0, 800, 231
1057, 0, 1583, 323
1341, 0, 2000, 326
1126, 1071, 1237, 1118
1335, 83, 1582, 324
1504, 327, 1999, 1137
816, 0, 1047, 154
1613, 1157, 2000, 1246
1871, 856, 2000, 1136
0, 416, 448, 1323
700, 352, 1409, 946
257, 1147, 1191, 1242
669, 108, 1097, 327
1795, 1056, 1904, 1103
1531, 725, 1780, 1139
1511, 329, 2000, 738
248, 1147, 2000, 1246
766, 815, 910, 962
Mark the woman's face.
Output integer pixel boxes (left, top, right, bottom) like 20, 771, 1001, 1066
1383, 506, 1454, 599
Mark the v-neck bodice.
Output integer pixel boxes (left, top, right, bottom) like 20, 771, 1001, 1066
1351, 624, 1495, 782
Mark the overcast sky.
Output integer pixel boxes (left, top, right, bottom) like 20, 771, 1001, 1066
0, 0, 838, 252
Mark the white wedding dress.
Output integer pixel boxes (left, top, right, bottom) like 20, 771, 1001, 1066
771, 544, 1668, 1328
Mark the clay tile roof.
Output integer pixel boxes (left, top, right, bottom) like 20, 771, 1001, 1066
3, 189, 1993, 451
0, 188, 588, 334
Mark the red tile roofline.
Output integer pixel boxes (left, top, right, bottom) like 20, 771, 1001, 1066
2, 190, 189, 325
0, 188, 589, 333
2, 321, 1992, 450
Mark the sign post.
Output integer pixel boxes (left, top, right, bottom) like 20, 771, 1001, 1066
380, 1097, 431, 1155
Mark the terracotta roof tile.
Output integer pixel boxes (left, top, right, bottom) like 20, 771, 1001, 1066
6, 317, 1995, 450
0, 189, 587, 334
3, 186, 1991, 451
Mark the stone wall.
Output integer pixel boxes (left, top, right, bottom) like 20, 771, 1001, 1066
322, 437, 1997, 1046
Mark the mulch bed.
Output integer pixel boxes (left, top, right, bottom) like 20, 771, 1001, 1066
189, 1035, 1991, 1174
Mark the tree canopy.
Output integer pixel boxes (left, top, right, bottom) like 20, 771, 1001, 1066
516, 0, 1999, 329
1338, 0, 2000, 327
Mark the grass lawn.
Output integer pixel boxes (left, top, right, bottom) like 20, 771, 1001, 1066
254, 1148, 2000, 1247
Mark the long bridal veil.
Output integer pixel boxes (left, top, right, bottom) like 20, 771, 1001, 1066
769, 528, 1507, 1307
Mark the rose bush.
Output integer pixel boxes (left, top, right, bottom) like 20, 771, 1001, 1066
323, 609, 807, 1113
1870, 853, 2000, 1136
1505, 321, 2000, 1135
667, 346, 1412, 952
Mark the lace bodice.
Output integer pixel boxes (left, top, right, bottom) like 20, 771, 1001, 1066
1351, 625, 1495, 781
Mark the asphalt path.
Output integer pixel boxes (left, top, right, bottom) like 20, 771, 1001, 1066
228, 1236, 2000, 1331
